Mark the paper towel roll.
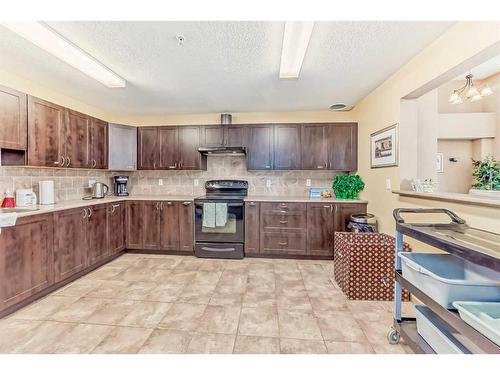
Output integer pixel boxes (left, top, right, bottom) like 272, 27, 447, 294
39, 180, 55, 205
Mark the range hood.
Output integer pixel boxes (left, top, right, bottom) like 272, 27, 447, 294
198, 146, 246, 156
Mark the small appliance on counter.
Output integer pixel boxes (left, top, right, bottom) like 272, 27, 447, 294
83, 182, 110, 200
1, 190, 15, 208
113, 176, 129, 196
16, 188, 37, 207
38, 180, 55, 205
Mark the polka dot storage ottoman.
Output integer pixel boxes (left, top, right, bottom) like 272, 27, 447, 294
334, 232, 411, 301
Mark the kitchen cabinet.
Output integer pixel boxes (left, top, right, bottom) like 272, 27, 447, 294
225, 125, 246, 147
307, 203, 334, 257
274, 124, 301, 170
0, 84, 27, 151
179, 126, 202, 170
159, 127, 179, 169
246, 124, 273, 170
200, 125, 246, 147
143, 201, 162, 250
126, 201, 143, 249
27, 96, 66, 167
108, 202, 126, 254
0, 214, 53, 311
244, 201, 260, 255
108, 123, 137, 170
90, 117, 108, 169
301, 124, 328, 170
179, 201, 194, 253
65, 109, 91, 168
160, 201, 180, 251
87, 204, 109, 265
138, 127, 159, 169
333, 203, 367, 232
328, 123, 357, 171
54, 207, 88, 282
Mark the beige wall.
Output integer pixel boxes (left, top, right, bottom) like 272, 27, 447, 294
437, 140, 473, 193
352, 21, 500, 235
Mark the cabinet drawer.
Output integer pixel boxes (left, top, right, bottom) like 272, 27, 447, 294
260, 202, 306, 212
260, 231, 306, 255
261, 211, 307, 231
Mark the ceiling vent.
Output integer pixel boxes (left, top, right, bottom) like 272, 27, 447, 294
329, 103, 349, 111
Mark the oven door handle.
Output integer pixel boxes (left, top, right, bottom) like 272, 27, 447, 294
195, 202, 244, 207
201, 246, 237, 252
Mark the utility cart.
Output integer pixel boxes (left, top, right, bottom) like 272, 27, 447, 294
388, 208, 500, 354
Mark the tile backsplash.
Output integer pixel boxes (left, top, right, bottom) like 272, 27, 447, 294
0, 156, 342, 202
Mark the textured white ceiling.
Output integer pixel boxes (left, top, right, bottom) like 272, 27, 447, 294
0, 21, 453, 115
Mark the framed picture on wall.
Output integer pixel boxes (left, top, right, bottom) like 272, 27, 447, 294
436, 152, 444, 173
370, 124, 399, 168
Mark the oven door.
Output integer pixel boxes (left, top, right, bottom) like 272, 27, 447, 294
194, 200, 244, 243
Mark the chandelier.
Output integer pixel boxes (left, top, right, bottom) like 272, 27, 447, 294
448, 74, 494, 104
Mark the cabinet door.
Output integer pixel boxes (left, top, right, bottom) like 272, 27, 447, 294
0, 85, 27, 150
328, 123, 357, 171
27, 96, 66, 167
65, 109, 91, 168
201, 126, 224, 147
307, 203, 334, 257
225, 125, 246, 147
0, 214, 53, 311
301, 124, 328, 170
138, 127, 158, 169
274, 124, 301, 170
109, 123, 137, 170
246, 125, 273, 170
87, 204, 109, 265
333, 203, 367, 232
160, 201, 180, 251
159, 127, 179, 169
244, 201, 260, 255
108, 202, 126, 255
126, 201, 143, 249
143, 201, 162, 250
90, 118, 108, 169
54, 208, 87, 282
179, 201, 194, 253
179, 126, 201, 170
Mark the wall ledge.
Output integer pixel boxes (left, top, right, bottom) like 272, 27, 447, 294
393, 190, 500, 208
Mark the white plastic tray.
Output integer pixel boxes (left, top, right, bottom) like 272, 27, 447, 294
453, 301, 500, 346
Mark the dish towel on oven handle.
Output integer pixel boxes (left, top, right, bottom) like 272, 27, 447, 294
215, 203, 228, 227
202, 202, 216, 228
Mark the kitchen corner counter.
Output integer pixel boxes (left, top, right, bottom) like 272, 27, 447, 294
5, 195, 196, 219
244, 196, 367, 203
393, 189, 500, 208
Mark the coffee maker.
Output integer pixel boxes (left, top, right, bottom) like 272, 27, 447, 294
113, 176, 129, 196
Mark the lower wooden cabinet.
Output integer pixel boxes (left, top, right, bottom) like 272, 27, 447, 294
161, 201, 180, 251
0, 214, 54, 311
108, 202, 126, 255
179, 201, 194, 253
143, 201, 162, 251
261, 231, 307, 256
126, 201, 144, 248
334, 203, 367, 232
87, 204, 109, 265
307, 203, 334, 257
244, 201, 260, 255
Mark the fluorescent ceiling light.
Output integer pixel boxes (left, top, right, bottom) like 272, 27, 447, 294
279, 21, 315, 79
1, 21, 126, 88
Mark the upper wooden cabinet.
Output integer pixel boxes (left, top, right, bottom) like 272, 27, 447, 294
274, 124, 301, 170
0, 85, 27, 151
246, 124, 274, 170
90, 117, 108, 169
138, 126, 206, 170
301, 124, 328, 170
65, 109, 91, 168
200, 125, 246, 147
328, 123, 357, 171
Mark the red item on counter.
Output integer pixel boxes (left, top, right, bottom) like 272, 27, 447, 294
1, 192, 15, 208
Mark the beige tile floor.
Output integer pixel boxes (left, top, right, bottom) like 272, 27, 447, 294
0, 254, 414, 354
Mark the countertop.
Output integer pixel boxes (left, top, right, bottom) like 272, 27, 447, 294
393, 190, 500, 208
4, 194, 367, 220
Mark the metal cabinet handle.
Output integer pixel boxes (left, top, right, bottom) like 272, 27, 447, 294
265, 165, 271, 169
279, 220, 288, 224
54, 156, 65, 165
167, 201, 173, 205
278, 242, 288, 246
317, 165, 324, 169
82, 209, 87, 219
183, 201, 191, 205
92, 159, 97, 168
87, 207, 92, 218
65, 157, 71, 167
280, 203, 287, 207
169, 165, 176, 169
323, 205, 330, 208
153, 162, 156, 169
249, 202, 256, 206
111, 203, 120, 213
156, 202, 160, 211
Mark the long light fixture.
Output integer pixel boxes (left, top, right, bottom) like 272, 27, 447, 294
448, 73, 493, 104
279, 21, 315, 79
1, 21, 126, 88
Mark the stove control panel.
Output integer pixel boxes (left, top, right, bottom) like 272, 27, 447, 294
205, 180, 248, 190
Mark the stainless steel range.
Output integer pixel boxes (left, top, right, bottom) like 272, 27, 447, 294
194, 180, 248, 259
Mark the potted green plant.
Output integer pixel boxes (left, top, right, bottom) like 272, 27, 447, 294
470, 156, 500, 197
332, 174, 365, 200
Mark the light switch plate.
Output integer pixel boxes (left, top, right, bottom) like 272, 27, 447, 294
306, 179, 311, 187
194, 179, 199, 187
385, 178, 392, 190
158, 179, 163, 186
266, 179, 272, 188
88, 179, 96, 188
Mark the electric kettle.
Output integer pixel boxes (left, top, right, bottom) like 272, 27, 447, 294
91, 182, 109, 199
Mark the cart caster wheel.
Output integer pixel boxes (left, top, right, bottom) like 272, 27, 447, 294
387, 328, 400, 345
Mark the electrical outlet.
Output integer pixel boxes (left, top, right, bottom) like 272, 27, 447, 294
194, 179, 199, 187
306, 179, 311, 187
385, 178, 392, 190
158, 179, 163, 186
266, 179, 272, 188
88, 179, 96, 188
